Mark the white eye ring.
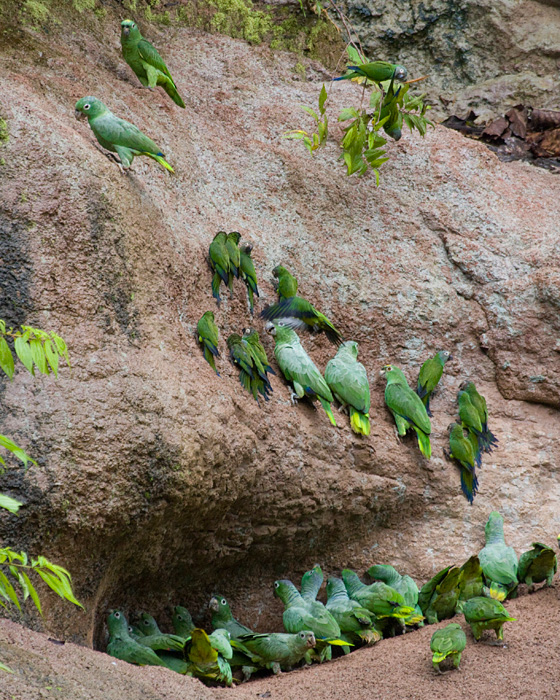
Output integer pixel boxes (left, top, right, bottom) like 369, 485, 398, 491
115, 612, 121, 618
221, 598, 227, 605
84, 104, 90, 110
274, 582, 280, 589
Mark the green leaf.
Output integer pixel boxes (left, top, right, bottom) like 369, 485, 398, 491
318, 84, 328, 113
0, 338, 14, 379
301, 106, 319, 120
369, 91, 381, 110
29, 338, 48, 375
0, 435, 36, 467
0, 494, 22, 514
338, 108, 359, 122
21, 572, 42, 615
35, 569, 82, 608
0, 571, 21, 609
283, 130, 307, 140
43, 340, 59, 377
50, 333, 70, 367
346, 45, 364, 64
0, 661, 14, 673
14, 336, 34, 374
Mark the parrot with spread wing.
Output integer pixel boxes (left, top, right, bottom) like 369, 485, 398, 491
75, 96, 173, 173
261, 296, 343, 346
325, 341, 371, 436
120, 19, 185, 108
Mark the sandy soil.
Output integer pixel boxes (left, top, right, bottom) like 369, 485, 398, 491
1, 583, 559, 700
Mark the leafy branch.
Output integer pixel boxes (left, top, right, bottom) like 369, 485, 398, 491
0, 320, 70, 380
284, 84, 329, 155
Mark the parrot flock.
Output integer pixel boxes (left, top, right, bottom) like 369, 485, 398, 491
105, 511, 557, 684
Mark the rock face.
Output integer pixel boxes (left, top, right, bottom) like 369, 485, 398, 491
0, 4, 558, 653
337, 0, 560, 120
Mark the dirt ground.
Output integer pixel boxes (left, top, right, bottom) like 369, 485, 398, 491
1, 582, 559, 700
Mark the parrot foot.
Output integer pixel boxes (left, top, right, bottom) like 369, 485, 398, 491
290, 393, 299, 406
435, 668, 449, 675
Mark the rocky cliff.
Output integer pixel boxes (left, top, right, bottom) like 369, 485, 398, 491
0, 1, 558, 653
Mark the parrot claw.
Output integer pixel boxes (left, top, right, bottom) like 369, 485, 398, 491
290, 393, 299, 406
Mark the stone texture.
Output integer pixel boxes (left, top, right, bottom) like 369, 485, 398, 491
337, 0, 560, 120
0, 3, 558, 660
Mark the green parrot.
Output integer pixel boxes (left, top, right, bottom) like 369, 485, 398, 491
208, 232, 230, 305
157, 653, 189, 674
517, 542, 557, 590
266, 323, 336, 425
447, 423, 479, 504
273, 265, 298, 299
333, 61, 407, 84
197, 311, 220, 376
342, 569, 414, 620
135, 613, 186, 651
106, 611, 168, 667
261, 297, 344, 346
225, 232, 241, 290
459, 381, 498, 453
273, 579, 343, 643
381, 364, 431, 458
236, 630, 316, 674
378, 79, 403, 141
187, 628, 233, 686
479, 511, 518, 601
460, 596, 516, 642
239, 244, 259, 314
457, 390, 485, 452
227, 333, 271, 403
120, 19, 185, 108
242, 327, 275, 393
458, 555, 485, 602
430, 623, 466, 673
419, 567, 463, 624
172, 605, 195, 638
324, 341, 371, 436
326, 577, 381, 648
367, 564, 424, 626
300, 564, 324, 602
209, 595, 254, 639
416, 350, 452, 417
74, 96, 173, 173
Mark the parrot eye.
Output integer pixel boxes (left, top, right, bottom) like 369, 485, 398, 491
221, 598, 226, 605
114, 612, 120, 618
143, 619, 149, 626
274, 582, 280, 589
299, 631, 305, 639
83, 103, 90, 110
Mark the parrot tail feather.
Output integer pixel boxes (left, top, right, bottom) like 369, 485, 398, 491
318, 397, 337, 426
145, 152, 174, 173
163, 81, 186, 108
460, 467, 478, 504
412, 426, 432, 459
432, 652, 450, 664
211, 272, 222, 304
350, 408, 370, 436
203, 347, 220, 376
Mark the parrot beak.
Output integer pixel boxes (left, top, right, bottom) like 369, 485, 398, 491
122, 26, 130, 36
448, 354, 454, 361
307, 634, 316, 648
264, 322, 276, 336
74, 109, 86, 121
208, 597, 219, 612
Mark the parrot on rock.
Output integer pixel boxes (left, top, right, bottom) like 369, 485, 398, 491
458, 556, 485, 602
325, 341, 371, 436
208, 232, 230, 305
342, 569, 414, 621
326, 577, 382, 648
197, 311, 220, 376
239, 244, 259, 314
517, 542, 557, 590
447, 422, 479, 504
479, 511, 518, 601
430, 623, 466, 673
187, 628, 233, 686
120, 19, 185, 108
300, 564, 324, 602
381, 364, 431, 458
236, 630, 316, 674
209, 595, 254, 639
106, 611, 169, 667
459, 381, 498, 453
266, 323, 336, 425
419, 566, 463, 624
75, 97, 174, 173
225, 232, 241, 290
273, 265, 298, 300
228, 333, 271, 402
416, 350, 452, 416
261, 296, 344, 346
367, 564, 423, 626
172, 605, 195, 638
242, 328, 275, 392
460, 596, 516, 643
135, 613, 186, 651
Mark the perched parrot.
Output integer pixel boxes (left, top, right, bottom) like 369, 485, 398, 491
120, 19, 185, 108
459, 381, 498, 453
242, 327, 275, 393
326, 577, 381, 648
227, 333, 271, 402
209, 232, 230, 305
273, 579, 342, 642
74, 96, 173, 173
266, 323, 336, 425
381, 364, 431, 458
325, 341, 371, 436
261, 296, 344, 346
416, 350, 452, 417
457, 390, 484, 450
239, 244, 259, 314
458, 555, 485, 602
209, 595, 254, 639
197, 311, 220, 376
106, 611, 168, 667
333, 61, 407, 84
517, 542, 557, 590
273, 265, 298, 299
236, 630, 316, 674
172, 605, 195, 638
418, 567, 450, 616
342, 569, 414, 620
367, 564, 423, 625
460, 596, 516, 642
479, 511, 518, 601
419, 567, 463, 624
430, 623, 466, 673
378, 80, 402, 141
447, 423, 479, 504
135, 613, 186, 651
225, 232, 241, 290
300, 564, 324, 602
187, 628, 233, 686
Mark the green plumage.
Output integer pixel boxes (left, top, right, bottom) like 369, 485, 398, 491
458, 555, 485, 602
367, 564, 423, 626
242, 327, 275, 394
239, 244, 259, 314
106, 611, 168, 667
273, 265, 298, 299
461, 596, 516, 641
382, 365, 431, 458
342, 569, 414, 620
325, 341, 371, 436
209, 595, 254, 639
300, 564, 324, 602
236, 630, 316, 674
197, 311, 220, 376
460, 381, 498, 453
209, 232, 230, 305
448, 423, 479, 504
326, 577, 381, 648
335, 61, 407, 84
479, 511, 518, 600
74, 96, 174, 172
267, 323, 336, 426
172, 605, 195, 638
225, 232, 241, 286
419, 566, 463, 624
416, 350, 452, 416
187, 628, 233, 686
274, 579, 342, 642
228, 333, 271, 403
517, 542, 557, 588
261, 296, 344, 346
120, 19, 185, 108
430, 623, 466, 672
135, 613, 185, 651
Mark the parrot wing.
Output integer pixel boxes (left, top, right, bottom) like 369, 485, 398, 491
275, 340, 333, 403
137, 39, 175, 82
325, 355, 370, 413
92, 113, 162, 155
385, 383, 431, 434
